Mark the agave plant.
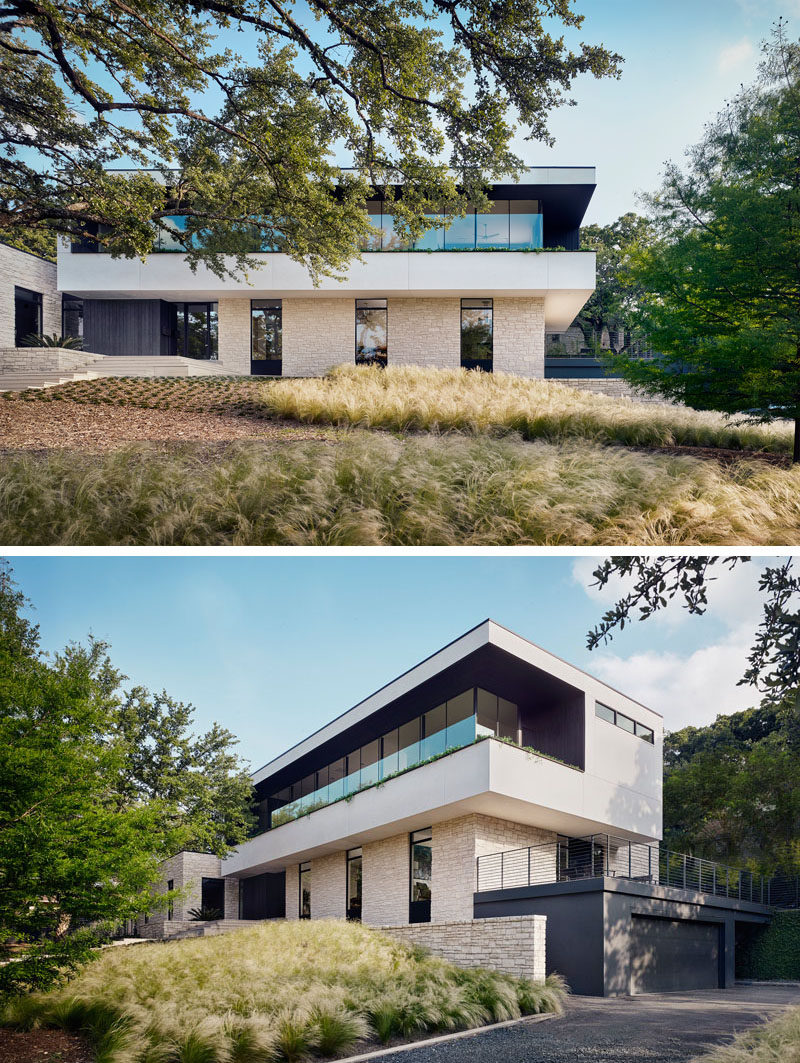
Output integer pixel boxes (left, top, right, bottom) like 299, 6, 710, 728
21, 333, 83, 350
187, 906, 224, 922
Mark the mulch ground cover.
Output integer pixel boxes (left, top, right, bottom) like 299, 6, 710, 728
0, 1028, 93, 1063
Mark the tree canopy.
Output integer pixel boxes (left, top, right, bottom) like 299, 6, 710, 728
0, 0, 621, 277
575, 212, 651, 356
663, 694, 800, 872
0, 563, 253, 997
611, 22, 800, 462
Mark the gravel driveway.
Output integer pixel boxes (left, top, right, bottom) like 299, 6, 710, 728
371, 985, 800, 1063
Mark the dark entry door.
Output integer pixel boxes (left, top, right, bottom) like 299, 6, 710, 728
14, 286, 42, 345
630, 916, 721, 993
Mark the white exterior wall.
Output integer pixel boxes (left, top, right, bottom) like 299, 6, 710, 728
0, 243, 60, 346
218, 298, 250, 375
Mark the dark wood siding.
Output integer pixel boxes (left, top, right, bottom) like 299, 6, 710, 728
83, 299, 175, 356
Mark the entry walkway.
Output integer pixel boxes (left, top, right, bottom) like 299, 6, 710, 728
370, 985, 800, 1063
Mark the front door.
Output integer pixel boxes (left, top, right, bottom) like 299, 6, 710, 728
251, 299, 282, 375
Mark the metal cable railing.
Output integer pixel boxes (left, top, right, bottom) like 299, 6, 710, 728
475, 833, 797, 908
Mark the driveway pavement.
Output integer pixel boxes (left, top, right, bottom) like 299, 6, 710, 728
373, 985, 800, 1063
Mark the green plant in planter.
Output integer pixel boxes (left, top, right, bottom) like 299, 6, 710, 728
21, 333, 83, 349
187, 906, 224, 921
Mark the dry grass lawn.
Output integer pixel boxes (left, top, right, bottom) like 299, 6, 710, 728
1, 921, 565, 1063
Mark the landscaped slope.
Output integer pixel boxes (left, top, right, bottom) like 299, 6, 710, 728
263, 365, 794, 453
1, 920, 565, 1062
2, 434, 799, 546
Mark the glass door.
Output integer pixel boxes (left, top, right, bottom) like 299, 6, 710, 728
176, 303, 218, 360
409, 828, 432, 923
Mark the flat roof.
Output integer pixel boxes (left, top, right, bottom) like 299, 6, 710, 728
251, 619, 658, 787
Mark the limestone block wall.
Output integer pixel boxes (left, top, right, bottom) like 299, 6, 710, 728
557, 377, 677, 405
311, 851, 347, 919
382, 915, 547, 981
493, 297, 545, 378
136, 851, 229, 935
282, 297, 353, 377
362, 832, 410, 926
0, 348, 100, 373
0, 244, 60, 348
285, 863, 300, 920
217, 298, 251, 374
216, 295, 548, 378
388, 297, 460, 368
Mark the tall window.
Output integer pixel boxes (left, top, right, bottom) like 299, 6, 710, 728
61, 295, 83, 342
409, 828, 432, 923
201, 877, 225, 916
299, 861, 311, 919
14, 286, 42, 346
461, 298, 493, 372
167, 879, 174, 920
355, 299, 387, 366
176, 303, 218, 360
251, 299, 282, 376
346, 848, 363, 921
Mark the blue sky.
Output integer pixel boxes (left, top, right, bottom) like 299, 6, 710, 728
5, 555, 779, 774
518, 0, 790, 222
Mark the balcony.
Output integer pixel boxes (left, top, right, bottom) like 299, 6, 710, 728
476, 833, 800, 909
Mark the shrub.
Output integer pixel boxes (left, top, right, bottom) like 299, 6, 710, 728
736, 911, 800, 981
21, 332, 83, 349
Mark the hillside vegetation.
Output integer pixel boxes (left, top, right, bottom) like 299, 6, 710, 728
262, 365, 794, 452
1, 920, 565, 1062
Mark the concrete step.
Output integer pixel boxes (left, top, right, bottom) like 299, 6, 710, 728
87, 356, 241, 378
0, 370, 99, 391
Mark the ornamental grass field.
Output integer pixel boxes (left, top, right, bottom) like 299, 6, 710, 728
692, 1004, 800, 1063
1, 433, 799, 546
261, 365, 794, 453
1, 921, 566, 1063
1, 366, 798, 545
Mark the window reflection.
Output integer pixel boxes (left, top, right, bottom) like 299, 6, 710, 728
355, 298, 388, 367
461, 298, 493, 372
265, 687, 520, 830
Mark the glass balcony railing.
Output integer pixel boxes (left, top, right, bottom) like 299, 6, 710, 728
269, 714, 478, 828
362, 211, 543, 252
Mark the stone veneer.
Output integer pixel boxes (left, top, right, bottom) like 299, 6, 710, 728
0, 243, 61, 348
285, 814, 556, 927
136, 850, 238, 936
381, 915, 546, 981
216, 295, 547, 378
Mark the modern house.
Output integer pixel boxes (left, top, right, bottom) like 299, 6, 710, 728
140, 621, 774, 996
54, 168, 597, 377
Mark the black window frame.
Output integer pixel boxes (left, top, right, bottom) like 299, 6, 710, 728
201, 876, 225, 916
251, 298, 282, 376
61, 294, 83, 342
14, 285, 43, 346
460, 298, 493, 372
176, 301, 218, 361
355, 298, 388, 367
299, 861, 311, 919
596, 701, 655, 744
346, 847, 363, 921
409, 827, 432, 924
167, 879, 174, 920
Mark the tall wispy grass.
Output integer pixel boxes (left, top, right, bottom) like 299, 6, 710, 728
690, 1004, 800, 1063
1, 920, 566, 1063
1, 434, 799, 545
262, 365, 794, 453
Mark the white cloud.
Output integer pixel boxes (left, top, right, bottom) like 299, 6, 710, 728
718, 38, 755, 73
571, 558, 773, 729
591, 623, 757, 731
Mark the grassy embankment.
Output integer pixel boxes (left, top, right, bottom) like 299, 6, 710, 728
1, 921, 565, 1063
2, 366, 799, 545
692, 1005, 800, 1063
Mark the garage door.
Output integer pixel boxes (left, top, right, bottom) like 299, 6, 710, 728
630, 916, 721, 994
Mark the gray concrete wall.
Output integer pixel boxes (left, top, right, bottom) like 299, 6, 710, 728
474, 877, 771, 997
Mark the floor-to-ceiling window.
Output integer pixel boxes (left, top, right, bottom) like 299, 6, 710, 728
14, 286, 42, 346
299, 861, 311, 919
346, 847, 363, 921
61, 295, 83, 343
355, 298, 388, 366
176, 302, 218, 360
410, 828, 432, 923
251, 299, 282, 375
201, 876, 225, 916
461, 298, 493, 372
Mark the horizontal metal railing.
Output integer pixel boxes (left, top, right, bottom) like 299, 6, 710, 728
475, 834, 797, 908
